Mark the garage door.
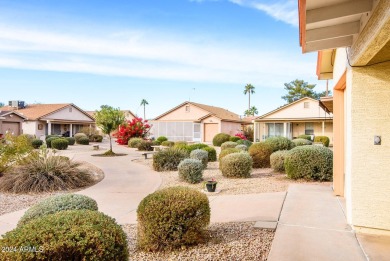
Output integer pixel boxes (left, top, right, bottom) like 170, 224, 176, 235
2, 122, 20, 136
204, 123, 218, 142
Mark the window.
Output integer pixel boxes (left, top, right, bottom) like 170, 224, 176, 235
266, 123, 284, 138
304, 102, 310, 108
305, 123, 314, 135
185, 105, 190, 112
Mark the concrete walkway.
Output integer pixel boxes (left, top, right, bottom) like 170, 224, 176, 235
268, 184, 367, 261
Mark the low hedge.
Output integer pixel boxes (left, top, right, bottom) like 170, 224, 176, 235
31, 139, 43, 149
270, 150, 289, 172
178, 159, 204, 184
190, 149, 208, 169
248, 142, 273, 168
46, 137, 60, 148
314, 136, 330, 147
298, 134, 312, 141
137, 187, 210, 251
221, 141, 238, 151
74, 133, 88, 142
186, 143, 209, 153
292, 138, 312, 146
128, 137, 143, 148
66, 137, 76, 145
264, 136, 295, 152
212, 133, 230, 147
161, 141, 175, 147
220, 152, 252, 178
0, 210, 128, 260
137, 140, 153, 151
284, 146, 333, 181
51, 138, 69, 150
153, 148, 188, 172
77, 137, 90, 145
18, 194, 98, 227
202, 147, 217, 162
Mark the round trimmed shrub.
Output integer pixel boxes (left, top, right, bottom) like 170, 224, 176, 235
161, 141, 175, 147
229, 136, 241, 142
74, 133, 88, 142
264, 136, 295, 152
219, 148, 240, 161
18, 194, 98, 226
178, 159, 204, 184
137, 140, 153, 151
284, 146, 333, 181
0, 210, 128, 261
153, 148, 188, 172
156, 136, 168, 144
51, 138, 69, 150
248, 142, 273, 168
91, 134, 103, 142
221, 141, 238, 151
31, 139, 43, 149
46, 136, 60, 148
173, 141, 188, 150
235, 144, 248, 151
190, 149, 208, 169
66, 137, 76, 145
220, 152, 252, 178
137, 187, 210, 251
236, 139, 253, 147
298, 134, 312, 141
128, 137, 143, 148
292, 138, 312, 146
202, 147, 217, 162
186, 143, 209, 153
270, 150, 289, 172
314, 136, 330, 147
212, 133, 230, 146
45, 135, 61, 141
77, 136, 90, 145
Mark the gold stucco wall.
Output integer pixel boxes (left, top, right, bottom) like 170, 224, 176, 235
350, 62, 390, 231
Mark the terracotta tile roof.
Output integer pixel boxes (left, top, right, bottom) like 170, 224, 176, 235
0, 104, 71, 120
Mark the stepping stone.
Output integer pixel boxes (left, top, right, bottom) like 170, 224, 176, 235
254, 221, 277, 231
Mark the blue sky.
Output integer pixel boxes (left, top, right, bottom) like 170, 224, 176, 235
0, 0, 328, 118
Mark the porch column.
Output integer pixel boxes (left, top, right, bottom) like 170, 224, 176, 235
283, 122, 287, 138
69, 124, 73, 137
253, 121, 257, 142
89, 124, 92, 135
322, 121, 325, 136
47, 120, 51, 135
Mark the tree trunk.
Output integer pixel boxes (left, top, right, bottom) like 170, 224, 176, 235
143, 105, 146, 120
109, 134, 112, 152
248, 93, 251, 110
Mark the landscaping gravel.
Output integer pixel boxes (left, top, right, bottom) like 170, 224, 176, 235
123, 222, 274, 261
0, 161, 104, 215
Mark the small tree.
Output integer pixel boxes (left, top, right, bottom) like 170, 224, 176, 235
115, 118, 151, 145
140, 99, 149, 120
244, 106, 258, 116
282, 79, 331, 103
94, 105, 125, 154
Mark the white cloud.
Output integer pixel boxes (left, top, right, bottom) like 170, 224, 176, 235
0, 24, 313, 87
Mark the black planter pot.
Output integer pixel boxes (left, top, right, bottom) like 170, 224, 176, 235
206, 182, 217, 192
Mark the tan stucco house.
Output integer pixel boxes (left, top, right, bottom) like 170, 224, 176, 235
0, 102, 95, 138
299, 0, 390, 235
253, 97, 333, 143
151, 101, 246, 142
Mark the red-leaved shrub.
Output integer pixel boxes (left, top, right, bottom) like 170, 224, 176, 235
235, 133, 247, 140
115, 118, 151, 145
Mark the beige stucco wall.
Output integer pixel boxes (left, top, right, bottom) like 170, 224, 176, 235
221, 121, 242, 136
22, 121, 38, 137
44, 105, 93, 122
158, 104, 209, 121
348, 62, 390, 231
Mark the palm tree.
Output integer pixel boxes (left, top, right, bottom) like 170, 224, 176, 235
140, 99, 149, 120
243, 84, 255, 109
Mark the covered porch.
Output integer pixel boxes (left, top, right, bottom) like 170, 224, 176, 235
45, 120, 95, 137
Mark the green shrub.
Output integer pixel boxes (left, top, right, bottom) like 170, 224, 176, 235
0, 210, 128, 261
292, 138, 312, 146
235, 144, 248, 151
314, 136, 330, 147
229, 136, 241, 142
212, 133, 230, 146
18, 194, 98, 226
137, 140, 153, 151
298, 134, 312, 141
161, 141, 175, 147
264, 136, 295, 152
128, 137, 143, 148
219, 148, 240, 161
46, 137, 60, 148
236, 139, 253, 147
66, 137, 76, 145
173, 141, 188, 150
178, 159, 204, 184
31, 139, 43, 149
202, 147, 217, 162
51, 138, 69, 150
156, 136, 168, 144
0, 149, 93, 193
91, 134, 103, 142
220, 152, 252, 178
186, 143, 209, 153
45, 135, 61, 141
190, 149, 208, 169
153, 148, 188, 172
270, 150, 289, 172
137, 187, 210, 251
248, 142, 273, 168
284, 146, 333, 181
20, 134, 35, 142
221, 141, 238, 151
0, 134, 33, 175
74, 133, 88, 142
77, 136, 90, 145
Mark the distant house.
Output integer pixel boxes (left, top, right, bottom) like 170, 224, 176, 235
86, 110, 136, 122
151, 101, 246, 142
253, 97, 333, 143
0, 110, 26, 136
0, 101, 95, 138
